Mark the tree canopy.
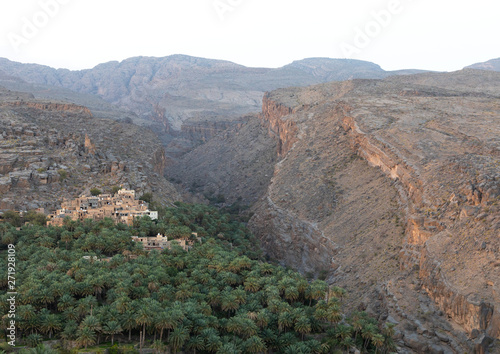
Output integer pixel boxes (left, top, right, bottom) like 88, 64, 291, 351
0, 202, 395, 353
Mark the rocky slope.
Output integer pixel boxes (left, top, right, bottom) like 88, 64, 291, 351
166, 114, 277, 206
253, 71, 500, 352
0, 87, 180, 212
0, 56, 426, 159
174, 70, 500, 352
466, 58, 500, 72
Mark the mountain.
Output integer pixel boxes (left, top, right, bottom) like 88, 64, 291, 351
0, 56, 428, 159
169, 69, 500, 353
465, 57, 500, 72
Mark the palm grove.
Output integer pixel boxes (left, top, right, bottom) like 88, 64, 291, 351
0, 202, 395, 353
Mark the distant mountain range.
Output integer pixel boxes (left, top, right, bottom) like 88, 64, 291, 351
0, 55, 425, 128
0, 55, 430, 158
0, 55, 497, 159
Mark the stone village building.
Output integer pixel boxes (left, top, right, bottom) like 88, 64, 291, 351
47, 189, 158, 226
131, 233, 200, 252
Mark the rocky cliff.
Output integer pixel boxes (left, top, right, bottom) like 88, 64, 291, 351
166, 114, 277, 206
244, 71, 500, 352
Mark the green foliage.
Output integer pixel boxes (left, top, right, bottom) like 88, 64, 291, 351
111, 185, 123, 195
25, 333, 43, 348
1, 210, 21, 227
204, 191, 226, 205
57, 169, 67, 181
23, 210, 47, 226
0, 202, 392, 353
139, 192, 153, 204
90, 188, 102, 196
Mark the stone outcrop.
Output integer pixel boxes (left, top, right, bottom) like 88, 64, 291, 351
84, 134, 97, 155
5, 100, 93, 117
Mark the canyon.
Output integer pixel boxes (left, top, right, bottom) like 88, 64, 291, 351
1, 55, 500, 352
171, 68, 500, 353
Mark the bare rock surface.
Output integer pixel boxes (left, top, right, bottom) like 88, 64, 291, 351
176, 70, 500, 352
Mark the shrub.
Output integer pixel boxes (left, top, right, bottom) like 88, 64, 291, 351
58, 169, 67, 181
139, 192, 153, 204
90, 188, 102, 196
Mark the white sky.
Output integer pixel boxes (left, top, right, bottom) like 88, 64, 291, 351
0, 0, 499, 72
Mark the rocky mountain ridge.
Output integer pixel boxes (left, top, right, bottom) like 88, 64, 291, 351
3, 55, 500, 352
252, 71, 500, 352
0, 56, 427, 159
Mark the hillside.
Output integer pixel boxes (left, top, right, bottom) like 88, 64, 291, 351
172, 70, 500, 353
466, 58, 500, 72
2, 55, 500, 352
0, 86, 180, 212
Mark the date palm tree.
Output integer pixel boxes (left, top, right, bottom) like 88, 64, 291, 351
155, 310, 177, 341
169, 326, 190, 353
244, 277, 260, 292
40, 313, 61, 338
361, 323, 377, 351
57, 294, 75, 312
17, 304, 37, 335
136, 303, 154, 347
103, 320, 122, 345
186, 335, 205, 354
244, 335, 266, 353
25, 333, 43, 348
120, 311, 136, 341
294, 316, 311, 340
277, 312, 293, 334
76, 327, 96, 349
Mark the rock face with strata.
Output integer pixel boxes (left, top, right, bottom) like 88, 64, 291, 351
245, 71, 500, 352
0, 87, 180, 212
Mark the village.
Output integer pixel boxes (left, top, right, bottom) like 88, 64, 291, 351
47, 189, 158, 227
47, 189, 199, 252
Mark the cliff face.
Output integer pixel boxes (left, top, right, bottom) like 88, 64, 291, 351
337, 95, 500, 345
165, 114, 277, 206
260, 93, 297, 157
6, 101, 93, 117
249, 71, 500, 352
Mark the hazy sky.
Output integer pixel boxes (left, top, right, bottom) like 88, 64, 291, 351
0, 0, 499, 72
